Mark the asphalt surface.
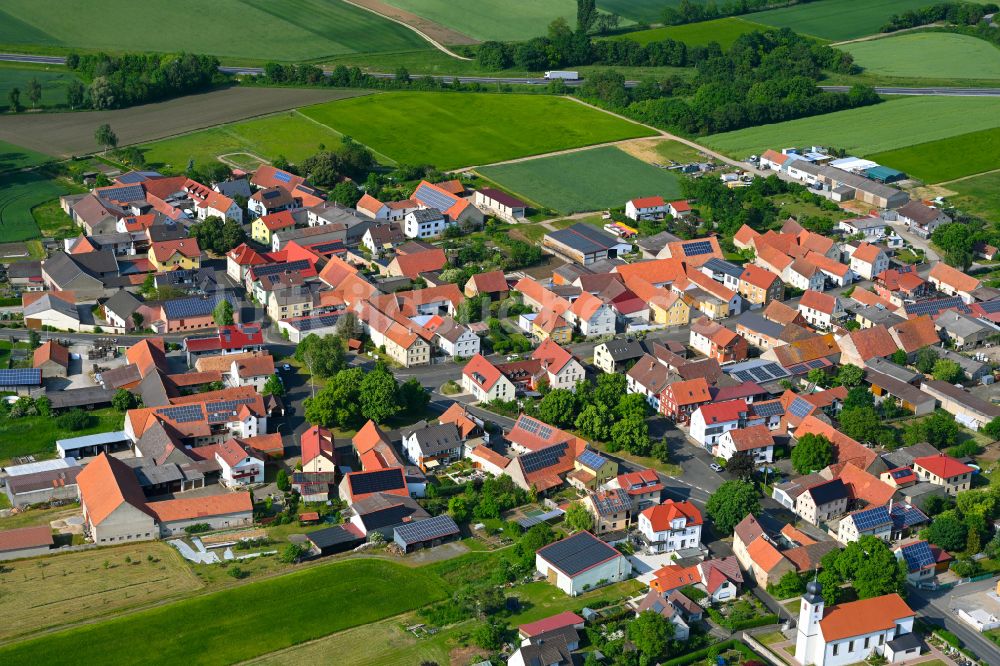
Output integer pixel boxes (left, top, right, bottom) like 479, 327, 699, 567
907, 577, 1000, 662
4, 53, 1000, 95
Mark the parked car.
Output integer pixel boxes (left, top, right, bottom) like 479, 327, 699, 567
710, 463, 723, 472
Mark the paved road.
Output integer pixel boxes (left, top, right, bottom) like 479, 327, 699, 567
5, 54, 1000, 95
907, 577, 1000, 663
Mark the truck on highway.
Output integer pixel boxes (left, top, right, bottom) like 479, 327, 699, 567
544, 70, 580, 80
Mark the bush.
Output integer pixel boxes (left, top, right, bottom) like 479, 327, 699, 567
183, 523, 212, 535
227, 566, 248, 579
56, 409, 94, 431
280, 543, 305, 563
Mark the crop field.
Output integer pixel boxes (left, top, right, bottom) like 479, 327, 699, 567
614, 17, 773, 47
844, 33, 1000, 80
299, 92, 655, 170
480, 145, 683, 214
0, 559, 447, 666
381, 0, 577, 41
0, 0, 429, 61
0, 543, 200, 642
0, 64, 85, 113
949, 171, 1000, 221
599, 0, 688, 23
0, 87, 368, 159
868, 127, 1000, 183
0, 171, 68, 243
747, 0, 990, 41
704, 97, 1000, 158
0, 139, 52, 174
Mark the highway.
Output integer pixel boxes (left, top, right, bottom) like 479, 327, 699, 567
5, 53, 1000, 95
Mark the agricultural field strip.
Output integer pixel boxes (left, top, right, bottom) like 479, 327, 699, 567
867, 126, 1000, 183
290, 108, 399, 165
842, 32, 1000, 80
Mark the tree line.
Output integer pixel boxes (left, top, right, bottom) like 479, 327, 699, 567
881, 1, 997, 32
662, 0, 816, 26
65, 52, 227, 110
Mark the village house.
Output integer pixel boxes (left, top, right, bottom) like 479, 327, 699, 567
543, 223, 633, 265
912, 453, 973, 494
637, 500, 703, 553
401, 421, 463, 472
689, 317, 748, 363
625, 196, 668, 221
847, 243, 889, 280
593, 338, 645, 374
462, 354, 517, 403
715, 424, 774, 465
611, 469, 664, 512
581, 488, 632, 535
148, 239, 201, 272
895, 200, 949, 238
798, 291, 844, 330
535, 531, 632, 596
214, 439, 264, 486
660, 377, 712, 423
928, 262, 981, 304
738, 264, 784, 308
33, 340, 70, 378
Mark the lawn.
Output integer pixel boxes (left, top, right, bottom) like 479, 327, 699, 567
0, 407, 125, 464
298, 92, 654, 170
32, 197, 80, 238
704, 96, 1000, 159
0, 543, 201, 642
747, 0, 992, 41
0, 170, 70, 242
479, 145, 683, 214
868, 127, 1000, 183
0, 63, 86, 113
949, 170, 1000, 221
0, 559, 447, 666
844, 32, 1000, 80
381, 0, 578, 41
0, 0, 429, 62
614, 17, 775, 48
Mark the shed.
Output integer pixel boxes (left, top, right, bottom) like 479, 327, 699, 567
393, 513, 460, 553
0, 526, 54, 561
307, 525, 364, 556
535, 531, 632, 596
56, 430, 130, 458
865, 165, 906, 184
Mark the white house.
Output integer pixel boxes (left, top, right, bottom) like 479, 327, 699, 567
401, 422, 463, 472
567, 292, 616, 338
837, 505, 892, 544
795, 584, 919, 666
462, 354, 516, 403
689, 400, 749, 448
432, 318, 480, 359
848, 243, 889, 281
638, 500, 703, 553
535, 531, 632, 596
532, 339, 585, 391
787, 261, 827, 292
404, 209, 452, 238
715, 424, 773, 464
224, 355, 275, 393
214, 439, 264, 486
625, 196, 667, 221
798, 291, 843, 329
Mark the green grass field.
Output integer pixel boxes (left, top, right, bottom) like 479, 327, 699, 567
704, 97, 1000, 158
949, 171, 1000, 221
868, 127, 1000, 183
844, 32, 1000, 80
0, 407, 125, 464
0, 64, 85, 112
748, 0, 990, 41
599, 0, 684, 23
0, 171, 69, 242
299, 92, 654, 170
0, 139, 52, 173
0, 559, 447, 666
0, 0, 429, 62
614, 17, 774, 47
381, 0, 578, 41
480, 145, 682, 214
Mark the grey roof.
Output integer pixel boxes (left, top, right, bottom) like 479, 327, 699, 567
24, 293, 79, 320
116, 170, 163, 184
407, 208, 443, 223
433, 317, 470, 344
806, 478, 848, 505
7, 260, 41, 279
536, 531, 623, 577
733, 311, 784, 339
103, 289, 143, 318
100, 363, 143, 389
851, 304, 904, 328
138, 371, 174, 408
89, 232, 133, 247
885, 631, 922, 653
922, 380, 1000, 418
598, 338, 646, 362
270, 285, 316, 307
637, 230, 680, 253
516, 627, 576, 666
147, 224, 187, 242
547, 223, 622, 254
46, 386, 116, 410
125, 460, 186, 487
936, 348, 989, 377
41, 252, 91, 287
552, 263, 592, 282
881, 442, 940, 470
72, 249, 119, 276
865, 370, 934, 410
405, 422, 462, 456
5, 467, 81, 495
702, 257, 744, 279
865, 357, 921, 384
134, 420, 185, 463
353, 493, 429, 530
56, 430, 128, 450
793, 161, 909, 203
935, 310, 992, 340
214, 178, 252, 199
393, 513, 460, 545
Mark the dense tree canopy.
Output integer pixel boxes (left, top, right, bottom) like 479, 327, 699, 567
706, 480, 760, 533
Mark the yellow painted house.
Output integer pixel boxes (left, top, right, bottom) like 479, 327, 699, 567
532, 308, 572, 343
148, 239, 202, 271
650, 290, 691, 327
251, 210, 297, 245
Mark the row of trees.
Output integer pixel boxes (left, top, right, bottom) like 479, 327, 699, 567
932, 218, 1000, 270
662, 0, 807, 26
881, 1, 996, 32
66, 52, 226, 110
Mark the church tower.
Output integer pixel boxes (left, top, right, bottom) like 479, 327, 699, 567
795, 580, 825, 666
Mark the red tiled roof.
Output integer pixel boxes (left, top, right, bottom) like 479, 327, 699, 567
852, 243, 882, 264
469, 270, 508, 295
727, 424, 774, 451
740, 264, 779, 290
630, 195, 665, 209
799, 290, 837, 314
666, 377, 712, 407
519, 611, 584, 638
258, 210, 297, 232
147, 492, 252, 522
929, 262, 980, 293
641, 500, 703, 531
391, 248, 447, 278
77, 453, 154, 525
914, 453, 974, 479
34, 340, 70, 369
532, 338, 574, 375
889, 316, 939, 353
0, 525, 54, 553
150, 238, 200, 262
463, 353, 505, 392
819, 594, 914, 641
697, 399, 747, 424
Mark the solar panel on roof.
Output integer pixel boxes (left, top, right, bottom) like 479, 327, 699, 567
538, 425, 553, 440
979, 300, 1000, 314
577, 449, 607, 470
394, 514, 459, 544
900, 541, 935, 571
521, 442, 569, 473
752, 401, 784, 418
350, 468, 405, 495
537, 531, 620, 576
761, 363, 787, 378
296, 313, 342, 332
786, 362, 811, 376
158, 404, 204, 423
163, 294, 236, 320
890, 503, 928, 529
98, 184, 145, 203
808, 359, 827, 369
682, 241, 713, 257
788, 397, 813, 418
904, 296, 966, 317
415, 184, 457, 211
0, 368, 42, 386
731, 370, 754, 383
274, 171, 292, 183
747, 367, 770, 382
851, 506, 891, 532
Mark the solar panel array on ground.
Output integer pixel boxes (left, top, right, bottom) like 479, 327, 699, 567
518, 507, 565, 529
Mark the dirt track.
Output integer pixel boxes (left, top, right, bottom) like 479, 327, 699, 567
0, 86, 368, 158
344, 0, 479, 46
